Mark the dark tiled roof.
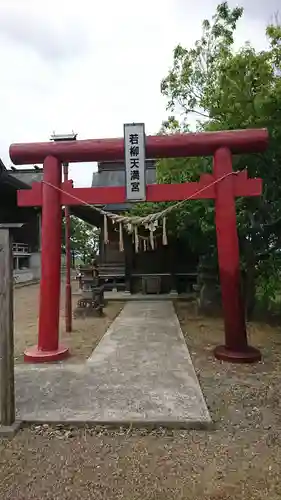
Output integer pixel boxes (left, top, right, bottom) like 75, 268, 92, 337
0, 161, 31, 190
92, 160, 156, 188
8, 168, 43, 186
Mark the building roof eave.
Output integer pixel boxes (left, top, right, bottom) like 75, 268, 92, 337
3, 173, 31, 190
0, 160, 31, 190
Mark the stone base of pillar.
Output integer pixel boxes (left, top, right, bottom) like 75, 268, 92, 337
214, 344, 261, 364
24, 344, 69, 363
0, 421, 22, 438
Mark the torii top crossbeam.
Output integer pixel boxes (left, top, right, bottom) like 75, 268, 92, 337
10, 128, 268, 165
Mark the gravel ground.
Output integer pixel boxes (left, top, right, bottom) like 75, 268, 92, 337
1, 300, 281, 499
13, 282, 124, 363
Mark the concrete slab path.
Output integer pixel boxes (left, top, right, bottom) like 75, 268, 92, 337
15, 301, 211, 428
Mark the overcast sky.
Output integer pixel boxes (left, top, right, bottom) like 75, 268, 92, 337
0, 0, 279, 186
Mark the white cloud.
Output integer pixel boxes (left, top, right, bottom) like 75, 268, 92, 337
0, 2, 91, 60
0, 0, 278, 187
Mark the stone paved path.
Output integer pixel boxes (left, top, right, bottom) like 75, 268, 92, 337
15, 301, 211, 427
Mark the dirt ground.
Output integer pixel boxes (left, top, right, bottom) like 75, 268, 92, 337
1, 298, 281, 499
13, 282, 124, 363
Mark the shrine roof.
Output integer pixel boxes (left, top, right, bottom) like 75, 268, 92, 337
0, 160, 33, 191
8, 166, 43, 185
93, 159, 156, 187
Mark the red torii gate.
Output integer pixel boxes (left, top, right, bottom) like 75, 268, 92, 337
10, 128, 268, 364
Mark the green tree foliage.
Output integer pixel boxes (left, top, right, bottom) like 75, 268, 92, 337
61, 215, 99, 264
131, 2, 281, 309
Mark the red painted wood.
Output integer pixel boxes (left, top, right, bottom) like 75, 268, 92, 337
213, 148, 261, 361
234, 177, 262, 197
18, 182, 42, 206
10, 128, 268, 165
35, 156, 69, 360
63, 163, 72, 334
17, 174, 262, 207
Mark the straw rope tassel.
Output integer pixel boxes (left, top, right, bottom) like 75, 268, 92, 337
162, 216, 168, 245
103, 214, 109, 244
119, 222, 124, 252
134, 226, 139, 253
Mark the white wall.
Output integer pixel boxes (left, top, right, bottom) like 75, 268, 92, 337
30, 252, 41, 279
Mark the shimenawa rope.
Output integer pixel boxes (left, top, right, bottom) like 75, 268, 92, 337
43, 171, 238, 251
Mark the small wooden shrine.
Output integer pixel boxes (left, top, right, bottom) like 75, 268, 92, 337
92, 160, 198, 294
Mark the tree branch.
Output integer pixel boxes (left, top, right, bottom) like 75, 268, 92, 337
256, 245, 281, 260
178, 102, 210, 118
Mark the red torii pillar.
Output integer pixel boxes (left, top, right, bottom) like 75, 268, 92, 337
10, 128, 268, 363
